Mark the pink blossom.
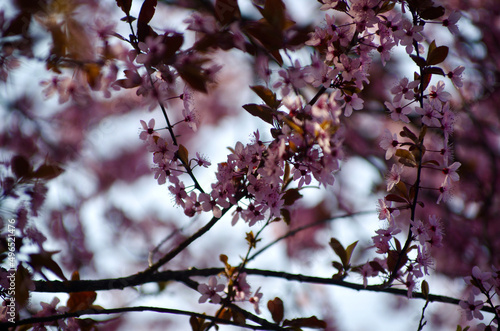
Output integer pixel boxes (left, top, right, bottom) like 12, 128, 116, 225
372, 225, 401, 254
442, 161, 461, 185
393, 20, 424, 54
428, 80, 451, 106
385, 100, 411, 123
414, 246, 433, 277
442, 11, 461, 35
410, 219, 430, 246
436, 184, 452, 204
359, 262, 378, 288
379, 129, 399, 160
459, 293, 484, 321
402, 273, 416, 298
335, 91, 364, 117
376, 39, 396, 66
447, 66, 465, 88
386, 164, 404, 191
139, 119, 160, 141
136, 36, 166, 66
377, 199, 400, 224
194, 152, 211, 168
184, 12, 217, 34
415, 103, 442, 127
233, 272, 251, 301
426, 215, 444, 247
198, 276, 225, 304
319, 0, 340, 11
248, 287, 263, 314
390, 77, 419, 102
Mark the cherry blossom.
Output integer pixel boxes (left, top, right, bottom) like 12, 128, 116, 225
379, 129, 399, 160
385, 100, 411, 123
447, 65, 465, 88
386, 163, 404, 191
139, 119, 160, 141
198, 276, 225, 304
459, 293, 484, 321
390, 77, 419, 102
442, 11, 461, 35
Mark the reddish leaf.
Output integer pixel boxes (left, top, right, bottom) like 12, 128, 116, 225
369, 260, 387, 274
421, 279, 429, 300
15, 265, 33, 308
214, 0, 241, 25
138, 0, 157, 25
345, 240, 358, 266
409, 54, 426, 68
424, 66, 445, 76
250, 85, 280, 108
137, 0, 158, 42
267, 297, 284, 323
283, 316, 327, 329
176, 64, 208, 93
282, 188, 302, 205
385, 194, 408, 203
387, 250, 407, 273
11, 155, 32, 178
280, 208, 291, 225
66, 271, 97, 312
261, 0, 286, 30
29, 250, 67, 281
32, 163, 64, 180
427, 45, 449, 66
420, 6, 445, 20
242, 104, 274, 124
115, 0, 132, 14
400, 126, 418, 143
329, 238, 347, 267
3, 12, 31, 37
396, 148, 416, 165
177, 144, 189, 166
162, 32, 184, 63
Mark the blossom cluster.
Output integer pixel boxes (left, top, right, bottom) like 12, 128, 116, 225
459, 266, 500, 330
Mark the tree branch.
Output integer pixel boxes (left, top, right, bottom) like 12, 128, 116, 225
31, 267, 498, 315
0, 305, 282, 330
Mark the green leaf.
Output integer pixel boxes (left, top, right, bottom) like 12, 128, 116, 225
267, 297, 284, 324
242, 103, 274, 124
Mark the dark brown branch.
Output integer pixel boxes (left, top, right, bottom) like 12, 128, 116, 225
31, 267, 498, 315
0, 305, 282, 330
